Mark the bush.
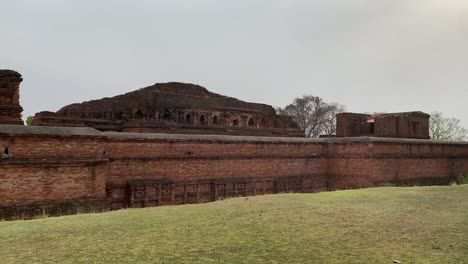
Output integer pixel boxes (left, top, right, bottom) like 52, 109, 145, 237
456, 175, 468, 185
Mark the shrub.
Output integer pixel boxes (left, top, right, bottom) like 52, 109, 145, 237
455, 175, 468, 185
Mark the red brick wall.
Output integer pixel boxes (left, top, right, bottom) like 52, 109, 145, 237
108, 158, 326, 184
374, 115, 430, 139
104, 140, 324, 158
326, 140, 468, 190
1, 130, 468, 218
1, 135, 105, 158
0, 161, 107, 206
336, 113, 371, 137
328, 156, 462, 189
103, 137, 329, 207
0, 133, 108, 219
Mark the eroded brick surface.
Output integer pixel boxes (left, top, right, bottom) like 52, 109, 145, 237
32, 82, 303, 137
0, 70, 23, 125
1, 127, 468, 219
337, 112, 430, 139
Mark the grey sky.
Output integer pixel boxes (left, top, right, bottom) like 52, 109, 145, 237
2, 0, 468, 127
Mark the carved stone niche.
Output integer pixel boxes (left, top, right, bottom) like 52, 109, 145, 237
273, 176, 304, 193
211, 178, 257, 201
125, 176, 306, 209
126, 179, 176, 208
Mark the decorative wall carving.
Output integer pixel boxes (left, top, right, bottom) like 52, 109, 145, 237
124, 176, 320, 208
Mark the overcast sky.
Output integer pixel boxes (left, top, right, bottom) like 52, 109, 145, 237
2, 0, 468, 127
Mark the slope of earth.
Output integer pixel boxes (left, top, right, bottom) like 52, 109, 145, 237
0, 185, 467, 264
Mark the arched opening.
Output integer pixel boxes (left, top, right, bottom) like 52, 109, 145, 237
199, 115, 206, 125
134, 109, 144, 119
178, 112, 185, 122
185, 114, 191, 123
162, 109, 172, 121
260, 119, 267, 128
212, 116, 219, 125
248, 118, 255, 127
232, 119, 239, 126
3, 147, 9, 155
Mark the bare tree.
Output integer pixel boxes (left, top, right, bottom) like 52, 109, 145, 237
278, 95, 345, 137
321, 103, 346, 136
430, 112, 468, 141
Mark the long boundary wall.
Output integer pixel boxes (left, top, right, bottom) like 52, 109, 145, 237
1, 125, 468, 219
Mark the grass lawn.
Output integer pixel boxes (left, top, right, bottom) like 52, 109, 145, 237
0, 185, 467, 264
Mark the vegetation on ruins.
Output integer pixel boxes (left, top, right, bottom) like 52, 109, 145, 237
25, 116, 33, 126
430, 111, 468, 141
0, 185, 466, 264
456, 174, 468, 185
277, 95, 345, 137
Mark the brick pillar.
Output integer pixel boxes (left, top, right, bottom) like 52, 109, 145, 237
0, 70, 24, 125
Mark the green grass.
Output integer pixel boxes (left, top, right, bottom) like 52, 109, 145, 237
1, 186, 467, 264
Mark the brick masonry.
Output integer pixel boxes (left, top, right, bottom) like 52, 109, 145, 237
336, 112, 430, 139
1, 125, 468, 219
32, 82, 304, 137
0, 70, 23, 125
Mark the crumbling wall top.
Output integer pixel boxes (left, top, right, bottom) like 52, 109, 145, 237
0, 124, 104, 137
0, 70, 22, 79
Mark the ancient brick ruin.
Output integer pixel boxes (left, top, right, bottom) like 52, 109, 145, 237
336, 112, 430, 139
32, 82, 303, 137
0, 70, 23, 125
2, 125, 467, 220
1, 70, 467, 220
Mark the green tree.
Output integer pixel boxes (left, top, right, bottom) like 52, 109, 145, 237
430, 112, 467, 141
25, 116, 34, 126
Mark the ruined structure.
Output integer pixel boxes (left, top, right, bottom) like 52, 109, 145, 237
32, 82, 303, 137
2, 125, 467, 220
336, 112, 430, 139
1, 70, 467, 220
0, 70, 23, 125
